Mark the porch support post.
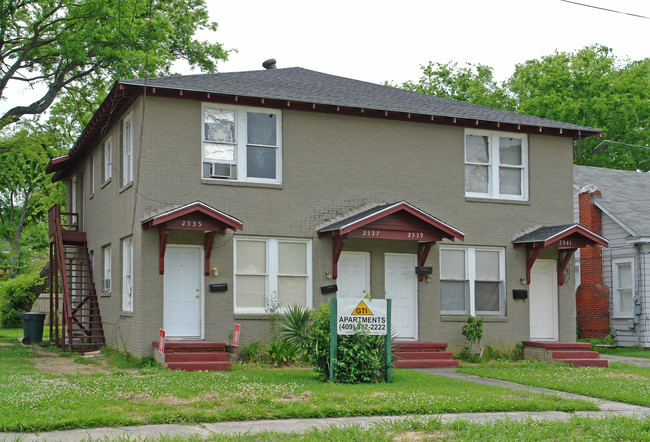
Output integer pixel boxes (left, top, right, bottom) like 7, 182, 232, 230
331, 234, 347, 279
417, 241, 435, 282
204, 231, 217, 276
159, 228, 169, 275
525, 244, 543, 285
557, 248, 577, 286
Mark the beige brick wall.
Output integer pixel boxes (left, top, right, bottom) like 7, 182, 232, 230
72, 95, 576, 357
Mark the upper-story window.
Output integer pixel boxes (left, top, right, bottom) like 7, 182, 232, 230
89, 153, 95, 196
122, 113, 134, 186
202, 105, 282, 184
103, 139, 112, 183
465, 129, 528, 200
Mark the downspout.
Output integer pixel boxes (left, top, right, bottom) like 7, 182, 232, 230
642, 244, 650, 347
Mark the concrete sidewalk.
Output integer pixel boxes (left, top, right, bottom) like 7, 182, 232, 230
599, 353, 650, 368
3, 369, 649, 441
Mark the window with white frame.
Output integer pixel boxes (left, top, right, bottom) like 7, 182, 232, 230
202, 105, 281, 183
440, 246, 505, 315
122, 114, 133, 186
465, 129, 528, 200
612, 257, 634, 317
234, 237, 311, 313
89, 154, 95, 195
122, 237, 133, 311
102, 245, 112, 293
103, 139, 112, 182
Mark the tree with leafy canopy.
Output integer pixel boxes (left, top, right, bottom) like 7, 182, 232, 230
398, 45, 650, 171
400, 61, 514, 110
0, 0, 230, 281
0, 126, 65, 278
0, 0, 230, 132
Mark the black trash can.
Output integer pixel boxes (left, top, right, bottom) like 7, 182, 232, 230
18, 312, 46, 345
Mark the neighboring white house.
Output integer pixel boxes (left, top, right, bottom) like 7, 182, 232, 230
574, 165, 650, 347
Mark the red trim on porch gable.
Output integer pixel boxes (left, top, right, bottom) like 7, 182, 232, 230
319, 202, 464, 279
142, 202, 242, 275
513, 224, 608, 285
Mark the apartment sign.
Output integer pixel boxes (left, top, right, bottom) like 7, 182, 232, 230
336, 298, 388, 336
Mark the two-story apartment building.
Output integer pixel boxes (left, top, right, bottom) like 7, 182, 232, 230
46, 66, 606, 360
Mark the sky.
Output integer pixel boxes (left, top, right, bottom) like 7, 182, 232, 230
203, 0, 649, 84
1, 0, 649, 116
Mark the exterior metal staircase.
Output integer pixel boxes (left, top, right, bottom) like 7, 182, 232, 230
48, 204, 105, 351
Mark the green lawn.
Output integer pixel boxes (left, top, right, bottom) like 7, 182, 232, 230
0, 329, 597, 433
596, 345, 650, 359
459, 360, 650, 407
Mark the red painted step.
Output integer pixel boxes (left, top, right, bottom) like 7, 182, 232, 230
393, 341, 458, 369
394, 359, 460, 369
522, 341, 608, 368
166, 361, 232, 371
394, 351, 454, 360
152, 341, 231, 371
558, 359, 609, 368
551, 351, 600, 360
163, 351, 229, 363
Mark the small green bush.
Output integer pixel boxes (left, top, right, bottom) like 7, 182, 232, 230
240, 340, 263, 363
462, 315, 484, 359
0, 273, 44, 328
304, 303, 389, 383
265, 337, 299, 366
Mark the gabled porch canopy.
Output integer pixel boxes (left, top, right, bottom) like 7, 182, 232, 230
513, 224, 608, 286
317, 201, 465, 281
141, 201, 243, 275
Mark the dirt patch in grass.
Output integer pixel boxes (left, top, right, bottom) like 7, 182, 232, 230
0, 342, 13, 347
273, 391, 314, 403
31, 344, 109, 375
391, 431, 448, 441
606, 372, 647, 381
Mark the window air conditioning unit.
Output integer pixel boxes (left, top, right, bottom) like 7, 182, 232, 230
210, 163, 236, 179
102, 279, 111, 292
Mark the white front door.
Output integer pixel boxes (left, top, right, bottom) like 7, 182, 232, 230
385, 253, 418, 340
337, 252, 370, 298
164, 246, 202, 338
529, 259, 558, 341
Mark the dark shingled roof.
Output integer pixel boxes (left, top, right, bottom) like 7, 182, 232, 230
122, 67, 599, 132
47, 67, 602, 182
574, 165, 650, 238
318, 203, 396, 234
513, 224, 608, 246
513, 225, 578, 244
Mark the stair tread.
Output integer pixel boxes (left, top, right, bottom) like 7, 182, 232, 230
166, 361, 231, 371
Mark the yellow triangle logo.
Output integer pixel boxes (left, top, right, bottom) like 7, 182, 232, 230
352, 300, 373, 316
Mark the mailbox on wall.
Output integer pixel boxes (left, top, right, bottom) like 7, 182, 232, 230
209, 283, 228, 292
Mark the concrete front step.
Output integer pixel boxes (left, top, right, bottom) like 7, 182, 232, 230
394, 359, 459, 368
